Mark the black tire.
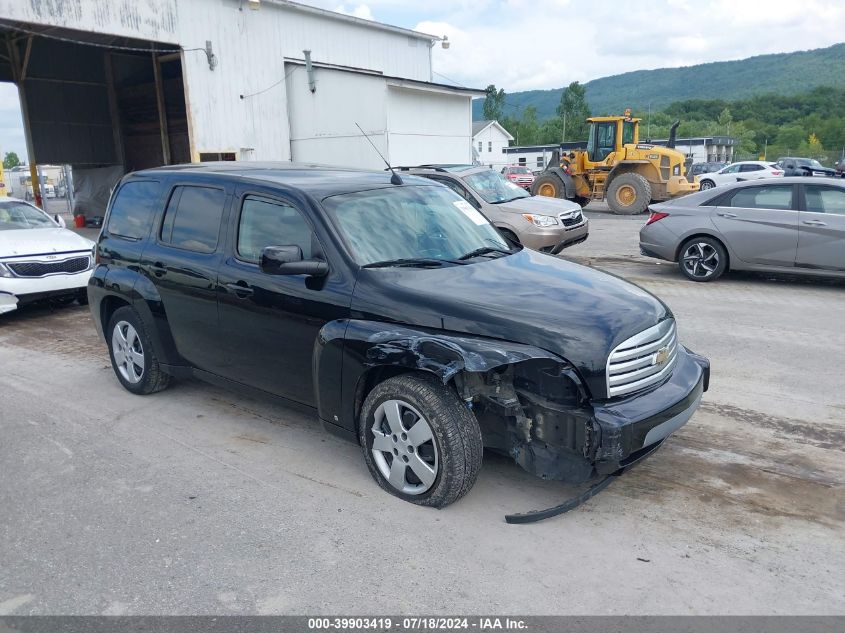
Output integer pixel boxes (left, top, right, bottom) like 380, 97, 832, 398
573, 195, 591, 208
531, 174, 565, 198
606, 173, 652, 214
106, 306, 171, 395
699, 179, 716, 191
678, 236, 728, 282
76, 289, 89, 306
358, 373, 483, 508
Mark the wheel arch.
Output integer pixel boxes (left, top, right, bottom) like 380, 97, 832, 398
314, 319, 584, 443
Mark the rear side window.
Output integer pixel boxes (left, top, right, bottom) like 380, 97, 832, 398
160, 185, 225, 253
739, 164, 763, 172
107, 181, 161, 239
727, 185, 794, 211
237, 196, 314, 262
805, 185, 845, 215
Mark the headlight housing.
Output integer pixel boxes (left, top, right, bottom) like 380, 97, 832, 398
522, 213, 559, 227
0, 263, 12, 278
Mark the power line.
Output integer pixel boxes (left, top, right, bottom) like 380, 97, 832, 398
240, 66, 299, 99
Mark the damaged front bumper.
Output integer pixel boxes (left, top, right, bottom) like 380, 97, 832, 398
501, 346, 709, 482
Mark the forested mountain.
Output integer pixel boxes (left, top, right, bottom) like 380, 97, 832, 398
472, 43, 845, 121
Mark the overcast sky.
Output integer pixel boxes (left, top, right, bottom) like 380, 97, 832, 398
2, 0, 844, 162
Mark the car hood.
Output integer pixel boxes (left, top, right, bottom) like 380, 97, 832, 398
0, 228, 95, 258
352, 248, 669, 398
496, 195, 582, 217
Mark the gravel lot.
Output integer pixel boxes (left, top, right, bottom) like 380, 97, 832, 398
1, 210, 843, 615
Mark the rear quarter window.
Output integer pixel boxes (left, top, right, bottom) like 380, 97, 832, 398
159, 185, 226, 253
106, 181, 162, 239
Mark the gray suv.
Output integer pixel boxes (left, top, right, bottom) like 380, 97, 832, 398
400, 165, 588, 253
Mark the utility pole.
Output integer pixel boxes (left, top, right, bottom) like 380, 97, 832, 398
647, 102, 651, 140
764, 138, 768, 161
562, 111, 566, 144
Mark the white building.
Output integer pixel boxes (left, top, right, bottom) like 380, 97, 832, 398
0, 0, 482, 178
471, 120, 513, 169
648, 136, 736, 163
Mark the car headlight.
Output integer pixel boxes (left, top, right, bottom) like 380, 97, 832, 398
522, 213, 559, 227
0, 263, 12, 278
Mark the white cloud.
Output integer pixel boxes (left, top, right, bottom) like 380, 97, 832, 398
334, 4, 375, 20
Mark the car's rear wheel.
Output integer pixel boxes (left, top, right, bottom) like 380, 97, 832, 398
699, 179, 715, 190
107, 306, 170, 395
359, 374, 483, 508
678, 237, 727, 282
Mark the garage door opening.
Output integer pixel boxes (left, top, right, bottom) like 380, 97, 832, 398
1, 20, 190, 214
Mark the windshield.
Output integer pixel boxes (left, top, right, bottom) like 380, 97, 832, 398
0, 201, 57, 230
463, 170, 530, 204
321, 185, 511, 266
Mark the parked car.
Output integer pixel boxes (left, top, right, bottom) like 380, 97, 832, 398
0, 197, 94, 314
687, 161, 727, 180
640, 177, 845, 282
89, 163, 709, 508
501, 165, 535, 190
399, 165, 588, 253
777, 157, 838, 178
697, 161, 784, 190
835, 157, 845, 177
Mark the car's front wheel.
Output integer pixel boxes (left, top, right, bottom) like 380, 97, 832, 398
678, 236, 727, 282
699, 179, 715, 190
359, 374, 483, 508
107, 306, 171, 395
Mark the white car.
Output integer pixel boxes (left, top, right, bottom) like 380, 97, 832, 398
0, 197, 95, 315
697, 161, 784, 190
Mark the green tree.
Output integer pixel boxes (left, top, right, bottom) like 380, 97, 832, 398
482, 84, 506, 121
518, 106, 540, 145
3, 151, 20, 169
556, 81, 591, 142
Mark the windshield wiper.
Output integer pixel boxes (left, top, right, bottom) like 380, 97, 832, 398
490, 195, 527, 204
457, 246, 512, 261
362, 257, 462, 269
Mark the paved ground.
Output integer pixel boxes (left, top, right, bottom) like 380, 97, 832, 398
1, 212, 843, 615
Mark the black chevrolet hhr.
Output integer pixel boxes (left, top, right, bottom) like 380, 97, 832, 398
89, 163, 709, 510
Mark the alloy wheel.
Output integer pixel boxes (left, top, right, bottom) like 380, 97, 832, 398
370, 399, 439, 495
682, 242, 719, 279
700, 180, 714, 190
111, 320, 145, 384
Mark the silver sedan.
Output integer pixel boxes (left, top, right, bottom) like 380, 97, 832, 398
639, 177, 845, 282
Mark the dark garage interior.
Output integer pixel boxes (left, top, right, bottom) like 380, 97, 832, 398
1, 20, 190, 200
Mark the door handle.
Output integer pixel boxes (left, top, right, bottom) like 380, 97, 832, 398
150, 262, 167, 277
802, 220, 827, 227
225, 282, 254, 297
717, 212, 737, 218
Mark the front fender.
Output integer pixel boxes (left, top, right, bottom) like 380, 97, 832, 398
315, 319, 572, 437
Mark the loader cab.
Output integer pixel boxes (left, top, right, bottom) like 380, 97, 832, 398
586, 116, 640, 163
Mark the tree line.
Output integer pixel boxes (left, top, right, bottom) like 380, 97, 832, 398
482, 83, 845, 163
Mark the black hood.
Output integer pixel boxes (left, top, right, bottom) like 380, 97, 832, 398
351, 249, 670, 397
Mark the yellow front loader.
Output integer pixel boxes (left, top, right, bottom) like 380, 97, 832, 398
532, 112, 698, 214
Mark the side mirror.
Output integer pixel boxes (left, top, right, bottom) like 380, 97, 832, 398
54, 214, 67, 228
260, 245, 328, 277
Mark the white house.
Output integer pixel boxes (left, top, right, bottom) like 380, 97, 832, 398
0, 0, 483, 178
472, 120, 513, 169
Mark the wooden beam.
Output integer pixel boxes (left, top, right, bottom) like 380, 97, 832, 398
20, 36, 32, 80
104, 52, 125, 167
152, 52, 171, 165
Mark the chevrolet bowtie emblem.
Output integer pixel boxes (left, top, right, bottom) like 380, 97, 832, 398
654, 346, 670, 366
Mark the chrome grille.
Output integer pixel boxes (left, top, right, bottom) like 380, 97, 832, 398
8, 256, 90, 278
606, 319, 678, 398
560, 210, 583, 227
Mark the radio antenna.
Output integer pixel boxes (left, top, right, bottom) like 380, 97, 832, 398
355, 122, 403, 185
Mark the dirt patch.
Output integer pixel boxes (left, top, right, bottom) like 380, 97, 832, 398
699, 401, 844, 451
